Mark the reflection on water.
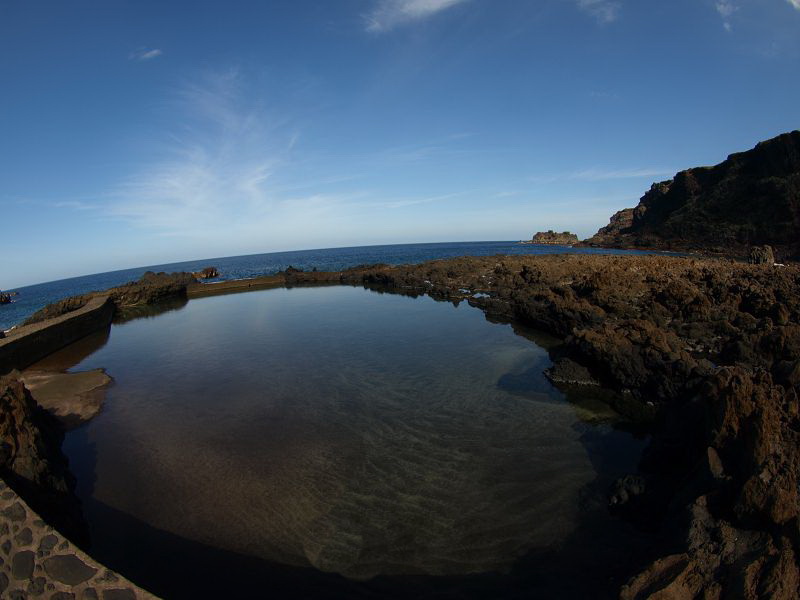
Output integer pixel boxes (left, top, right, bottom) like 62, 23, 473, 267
61, 286, 644, 593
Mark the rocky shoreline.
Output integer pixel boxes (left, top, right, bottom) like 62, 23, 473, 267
1, 253, 799, 598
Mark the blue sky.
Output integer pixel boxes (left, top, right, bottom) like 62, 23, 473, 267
1, 0, 799, 288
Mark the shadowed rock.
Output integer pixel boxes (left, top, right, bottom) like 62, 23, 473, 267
749, 244, 775, 265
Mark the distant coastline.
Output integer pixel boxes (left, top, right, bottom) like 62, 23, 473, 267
0, 241, 655, 331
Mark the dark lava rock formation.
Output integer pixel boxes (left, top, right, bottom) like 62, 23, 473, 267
194, 266, 219, 279
585, 131, 800, 260
0, 373, 69, 493
23, 271, 197, 326
0, 372, 86, 544
526, 230, 579, 245
749, 244, 776, 265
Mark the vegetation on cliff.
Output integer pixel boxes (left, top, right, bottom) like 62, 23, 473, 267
585, 130, 800, 260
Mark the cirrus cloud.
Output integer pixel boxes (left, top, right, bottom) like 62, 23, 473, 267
129, 47, 163, 61
576, 0, 621, 24
365, 0, 469, 33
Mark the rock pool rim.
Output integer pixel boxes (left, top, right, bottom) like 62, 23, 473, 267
2, 252, 799, 599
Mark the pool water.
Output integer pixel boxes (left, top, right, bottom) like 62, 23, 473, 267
41, 285, 646, 598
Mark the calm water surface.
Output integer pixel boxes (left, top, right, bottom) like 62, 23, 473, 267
45, 285, 645, 598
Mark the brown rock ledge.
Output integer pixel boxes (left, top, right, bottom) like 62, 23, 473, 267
20, 369, 112, 429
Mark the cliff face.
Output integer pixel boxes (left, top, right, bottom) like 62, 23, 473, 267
585, 131, 800, 259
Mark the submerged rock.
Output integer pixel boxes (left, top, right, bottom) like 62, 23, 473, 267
544, 357, 599, 386
20, 369, 112, 429
609, 475, 646, 507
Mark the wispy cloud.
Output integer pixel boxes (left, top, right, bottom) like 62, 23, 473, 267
788, 0, 800, 10
715, 1, 737, 32
571, 167, 673, 181
367, 191, 463, 209
364, 0, 469, 33
589, 90, 620, 100
108, 69, 288, 235
530, 166, 673, 184
53, 199, 100, 211
576, 0, 621, 24
129, 47, 163, 61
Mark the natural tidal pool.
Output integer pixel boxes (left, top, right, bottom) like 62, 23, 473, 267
43, 286, 647, 598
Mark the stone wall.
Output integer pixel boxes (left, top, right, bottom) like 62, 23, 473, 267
0, 297, 114, 375
0, 478, 157, 599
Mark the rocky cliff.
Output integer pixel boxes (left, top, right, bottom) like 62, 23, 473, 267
585, 131, 800, 260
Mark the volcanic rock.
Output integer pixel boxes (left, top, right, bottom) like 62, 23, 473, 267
526, 230, 580, 245
544, 357, 600, 386
584, 130, 800, 260
194, 266, 219, 279
749, 245, 775, 265
23, 271, 197, 326
623, 368, 799, 599
0, 373, 69, 491
0, 372, 85, 543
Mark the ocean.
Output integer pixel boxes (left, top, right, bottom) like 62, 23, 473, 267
1, 240, 653, 330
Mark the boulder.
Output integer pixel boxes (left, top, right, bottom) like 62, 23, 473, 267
749, 245, 775, 265
195, 266, 219, 279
